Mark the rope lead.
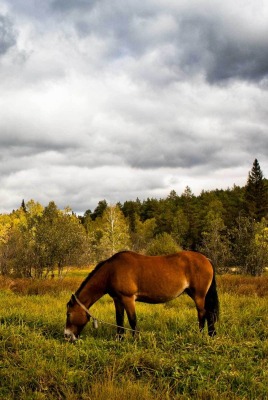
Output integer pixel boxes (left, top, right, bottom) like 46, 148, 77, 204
73, 293, 140, 334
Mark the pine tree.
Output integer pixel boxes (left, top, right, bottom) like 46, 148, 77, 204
200, 209, 231, 271
21, 199, 27, 213
181, 186, 199, 249
244, 159, 268, 221
91, 200, 108, 221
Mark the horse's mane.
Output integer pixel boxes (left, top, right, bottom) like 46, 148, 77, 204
75, 251, 130, 295
75, 259, 107, 295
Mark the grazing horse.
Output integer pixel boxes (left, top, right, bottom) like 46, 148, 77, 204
64, 251, 219, 342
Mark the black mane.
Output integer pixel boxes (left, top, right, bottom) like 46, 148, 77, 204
75, 251, 131, 295
75, 259, 107, 295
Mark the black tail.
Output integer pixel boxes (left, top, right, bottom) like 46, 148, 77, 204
205, 265, 220, 335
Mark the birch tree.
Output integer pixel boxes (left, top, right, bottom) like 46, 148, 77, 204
99, 205, 130, 258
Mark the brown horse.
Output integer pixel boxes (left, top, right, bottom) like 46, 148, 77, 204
64, 251, 219, 342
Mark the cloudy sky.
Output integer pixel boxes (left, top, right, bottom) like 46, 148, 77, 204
0, 0, 268, 214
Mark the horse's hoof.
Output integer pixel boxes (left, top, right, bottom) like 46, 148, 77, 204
208, 330, 216, 337
115, 334, 124, 342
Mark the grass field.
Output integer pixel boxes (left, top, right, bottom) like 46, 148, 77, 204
0, 273, 268, 399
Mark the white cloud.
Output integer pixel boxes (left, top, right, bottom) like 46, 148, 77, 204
0, 0, 268, 214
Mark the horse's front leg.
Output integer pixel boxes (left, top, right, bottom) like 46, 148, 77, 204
113, 297, 125, 341
121, 295, 138, 338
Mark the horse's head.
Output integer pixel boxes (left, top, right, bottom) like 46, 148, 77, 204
64, 294, 90, 342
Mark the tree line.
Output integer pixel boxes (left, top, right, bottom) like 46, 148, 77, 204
0, 159, 267, 277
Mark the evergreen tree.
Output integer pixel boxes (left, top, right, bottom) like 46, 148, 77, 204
231, 215, 268, 276
244, 159, 268, 221
154, 199, 174, 235
21, 199, 27, 213
122, 200, 141, 232
140, 198, 160, 221
171, 208, 189, 247
200, 209, 231, 272
91, 200, 108, 221
181, 186, 199, 249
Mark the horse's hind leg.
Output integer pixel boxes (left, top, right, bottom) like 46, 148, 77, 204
206, 312, 216, 337
186, 289, 206, 333
194, 294, 217, 336
113, 297, 125, 341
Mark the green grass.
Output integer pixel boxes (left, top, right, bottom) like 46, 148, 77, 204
0, 282, 268, 399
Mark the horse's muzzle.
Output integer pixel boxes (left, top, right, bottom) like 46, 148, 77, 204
64, 328, 78, 342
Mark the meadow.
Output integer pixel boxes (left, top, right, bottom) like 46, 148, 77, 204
0, 273, 268, 400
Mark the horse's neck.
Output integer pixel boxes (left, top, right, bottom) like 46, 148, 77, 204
79, 268, 107, 309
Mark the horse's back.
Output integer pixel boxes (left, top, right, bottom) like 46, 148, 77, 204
106, 251, 213, 302
108, 250, 212, 274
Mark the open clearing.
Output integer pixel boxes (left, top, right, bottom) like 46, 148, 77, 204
0, 275, 268, 399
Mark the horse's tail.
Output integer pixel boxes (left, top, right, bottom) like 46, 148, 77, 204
205, 262, 220, 334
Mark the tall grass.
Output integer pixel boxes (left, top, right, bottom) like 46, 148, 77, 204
0, 274, 268, 399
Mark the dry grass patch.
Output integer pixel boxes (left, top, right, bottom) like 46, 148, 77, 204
218, 275, 268, 297
0, 276, 82, 296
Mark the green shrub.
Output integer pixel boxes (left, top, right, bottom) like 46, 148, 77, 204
146, 233, 181, 256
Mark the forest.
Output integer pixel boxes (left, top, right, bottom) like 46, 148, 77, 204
0, 159, 267, 278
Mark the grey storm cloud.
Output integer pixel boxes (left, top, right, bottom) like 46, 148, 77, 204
190, 18, 268, 83
0, 0, 268, 213
0, 14, 16, 55
49, 1, 268, 84
52, 0, 97, 12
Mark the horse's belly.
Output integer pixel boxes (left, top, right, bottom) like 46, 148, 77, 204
135, 275, 188, 304
135, 288, 185, 304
